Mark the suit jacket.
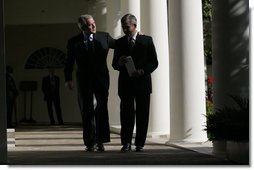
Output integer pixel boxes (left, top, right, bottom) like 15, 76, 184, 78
42, 75, 60, 100
6, 73, 18, 101
64, 32, 115, 91
112, 34, 158, 95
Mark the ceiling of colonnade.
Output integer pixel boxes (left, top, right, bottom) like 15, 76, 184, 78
4, 0, 88, 25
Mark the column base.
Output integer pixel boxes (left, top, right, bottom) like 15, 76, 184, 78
147, 132, 169, 139
110, 125, 121, 134
166, 139, 213, 155
167, 138, 208, 144
110, 125, 169, 140
7, 128, 15, 148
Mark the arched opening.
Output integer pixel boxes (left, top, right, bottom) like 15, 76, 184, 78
25, 47, 66, 69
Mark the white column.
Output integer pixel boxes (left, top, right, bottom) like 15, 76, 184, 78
140, 0, 170, 136
0, 0, 7, 163
106, 0, 121, 37
106, 0, 121, 126
87, 0, 107, 31
251, 1, 254, 110
120, 0, 140, 31
212, 0, 249, 111
168, 0, 184, 141
168, 0, 207, 142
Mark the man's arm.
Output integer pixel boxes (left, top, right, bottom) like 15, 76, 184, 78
64, 40, 75, 82
142, 37, 159, 75
112, 40, 122, 71
107, 33, 116, 49
64, 40, 75, 90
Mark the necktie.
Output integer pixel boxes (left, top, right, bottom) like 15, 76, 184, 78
129, 37, 135, 47
128, 37, 135, 54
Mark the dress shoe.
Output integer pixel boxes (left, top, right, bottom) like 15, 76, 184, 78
135, 146, 144, 152
95, 143, 105, 152
121, 143, 131, 152
85, 146, 94, 152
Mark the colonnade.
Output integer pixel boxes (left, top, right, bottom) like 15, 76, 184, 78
0, 0, 207, 163
1, 0, 249, 164
105, 0, 207, 142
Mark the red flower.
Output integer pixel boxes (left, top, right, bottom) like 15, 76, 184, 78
207, 76, 213, 84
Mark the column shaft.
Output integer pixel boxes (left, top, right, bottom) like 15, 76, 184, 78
120, 0, 140, 30
212, 0, 249, 110
251, 2, 254, 101
168, 0, 207, 142
0, 0, 7, 164
106, 0, 121, 126
141, 0, 170, 136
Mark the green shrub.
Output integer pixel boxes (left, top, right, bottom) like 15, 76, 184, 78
205, 96, 249, 141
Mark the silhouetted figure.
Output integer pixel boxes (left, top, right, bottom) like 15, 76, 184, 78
42, 68, 63, 125
6, 65, 18, 128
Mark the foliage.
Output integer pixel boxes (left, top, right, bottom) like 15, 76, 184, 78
205, 76, 213, 140
206, 100, 213, 115
206, 76, 213, 102
205, 96, 249, 141
202, 0, 212, 65
202, 0, 212, 21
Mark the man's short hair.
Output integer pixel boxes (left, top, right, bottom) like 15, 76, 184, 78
121, 13, 137, 26
77, 14, 93, 29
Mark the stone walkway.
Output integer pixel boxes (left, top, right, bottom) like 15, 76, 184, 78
7, 125, 236, 165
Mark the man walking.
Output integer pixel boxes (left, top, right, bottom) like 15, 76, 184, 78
112, 14, 158, 152
64, 14, 115, 151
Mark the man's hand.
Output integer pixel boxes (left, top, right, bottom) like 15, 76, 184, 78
132, 69, 144, 78
119, 56, 127, 66
65, 80, 74, 90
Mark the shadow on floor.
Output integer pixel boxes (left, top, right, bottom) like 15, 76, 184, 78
8, 124, 237, 165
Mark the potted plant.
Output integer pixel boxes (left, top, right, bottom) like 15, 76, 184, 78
222, 96, 249, 164
205, 96, 249, 163
205, 101, 227, 156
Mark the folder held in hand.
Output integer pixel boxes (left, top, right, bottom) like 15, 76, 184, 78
125, 56, 136, 77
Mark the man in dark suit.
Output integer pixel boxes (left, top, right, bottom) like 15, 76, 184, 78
6, 65, 18, 128
42, 68, 64, 125
64, 14, 115, 152
112, 14, 158, 152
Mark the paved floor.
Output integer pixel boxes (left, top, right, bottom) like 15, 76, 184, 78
7, 124, 239, 165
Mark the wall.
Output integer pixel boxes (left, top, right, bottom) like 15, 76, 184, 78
5, 0, 89, 124
5, 24, 82, 123
5, 0, 88, 25
4, 0, 121, 125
